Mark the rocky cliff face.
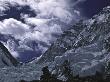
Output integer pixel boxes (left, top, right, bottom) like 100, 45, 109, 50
0, 42, 19, 67
37, 6, 110, 76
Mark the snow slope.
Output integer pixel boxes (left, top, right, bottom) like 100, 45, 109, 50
0, 42, 19, 67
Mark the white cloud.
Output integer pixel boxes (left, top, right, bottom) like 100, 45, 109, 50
0, 18, 30, 39
0, 0, 75, 23
37, 0, 72, 23
0, 18, 63, 58
0, 0, 82, 61
71, 0, 87, 7
25, 18, 50, 26
74, 10, 80, 16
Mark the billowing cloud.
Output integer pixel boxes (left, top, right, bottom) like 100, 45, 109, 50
0, 18, 29, 37
0, 0, 83, 62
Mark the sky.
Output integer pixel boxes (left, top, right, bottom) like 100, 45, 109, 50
79, 0, 110, 18
0, 0, 109, 62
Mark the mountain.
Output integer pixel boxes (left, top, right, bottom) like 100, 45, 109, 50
0, 6, 110, 82
0, 42, 19, 67
37, 6, 110, 76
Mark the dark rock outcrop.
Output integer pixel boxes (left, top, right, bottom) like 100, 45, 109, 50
0, 42, 19, 67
